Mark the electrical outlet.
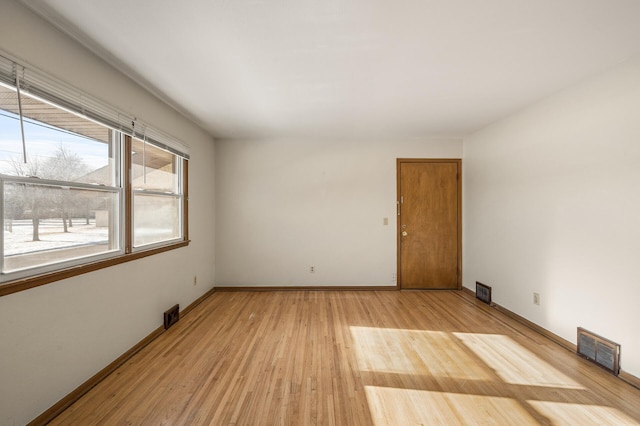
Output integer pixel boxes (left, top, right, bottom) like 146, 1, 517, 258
310, 266, 315, 273
533, 292, 540, 306
392, 273, 397, 282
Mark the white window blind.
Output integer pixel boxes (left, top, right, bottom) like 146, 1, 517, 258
0, 51, 190, 159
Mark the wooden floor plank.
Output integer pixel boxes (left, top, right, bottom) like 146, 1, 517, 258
50, 291, 640, 425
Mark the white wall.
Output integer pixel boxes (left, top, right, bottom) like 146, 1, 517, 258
463, 55, 640, 378
0, 2, 216, 425
215, 137, 461, 287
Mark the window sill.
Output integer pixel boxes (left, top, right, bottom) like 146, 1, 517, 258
0, 239, 190, 297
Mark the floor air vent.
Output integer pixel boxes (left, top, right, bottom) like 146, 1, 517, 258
577, 327, 620, 375
475, 281, 492, 305
164, 304, 180, 330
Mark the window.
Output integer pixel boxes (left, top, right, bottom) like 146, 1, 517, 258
0, 83, 122, 275
0, 53, 189, 295
131, 137, 183, 247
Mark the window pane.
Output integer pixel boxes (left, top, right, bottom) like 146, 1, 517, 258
133, 194, 181, 247
131, 138, 178, 192
3, 182, 119, 272
0, 85, 116, 186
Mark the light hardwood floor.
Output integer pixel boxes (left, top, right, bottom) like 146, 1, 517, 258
50, 290, 640, 425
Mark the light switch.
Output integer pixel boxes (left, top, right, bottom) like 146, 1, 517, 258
383, 217, 388, 226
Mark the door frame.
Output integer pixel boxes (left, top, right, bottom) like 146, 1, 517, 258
396, 158, 462, 290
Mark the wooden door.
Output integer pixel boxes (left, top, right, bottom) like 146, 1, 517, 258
397, 159, 461, 289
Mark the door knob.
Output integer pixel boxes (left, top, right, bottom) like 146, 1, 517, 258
402, 231, 408, 237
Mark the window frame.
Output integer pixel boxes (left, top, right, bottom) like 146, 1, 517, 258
128, 136, 185, 250
0, 62, 190, 298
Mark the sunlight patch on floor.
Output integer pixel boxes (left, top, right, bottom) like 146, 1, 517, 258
365, 385, 538, 426
528, 400, 640, 425
350, 326, 491, 381
454, 332, 584, 389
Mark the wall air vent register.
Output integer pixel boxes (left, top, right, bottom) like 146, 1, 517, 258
475, 281, 492, 305
577, 327, 620, 375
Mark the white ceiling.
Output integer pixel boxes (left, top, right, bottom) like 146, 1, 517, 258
21, 0, 640, 141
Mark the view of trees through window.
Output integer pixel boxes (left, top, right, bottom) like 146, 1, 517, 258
1, 83, 119, 274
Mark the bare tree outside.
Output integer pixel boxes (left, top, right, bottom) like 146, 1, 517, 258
42, 146, 90, 232
9, 156, 47, 241
8, 145, 90, 241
